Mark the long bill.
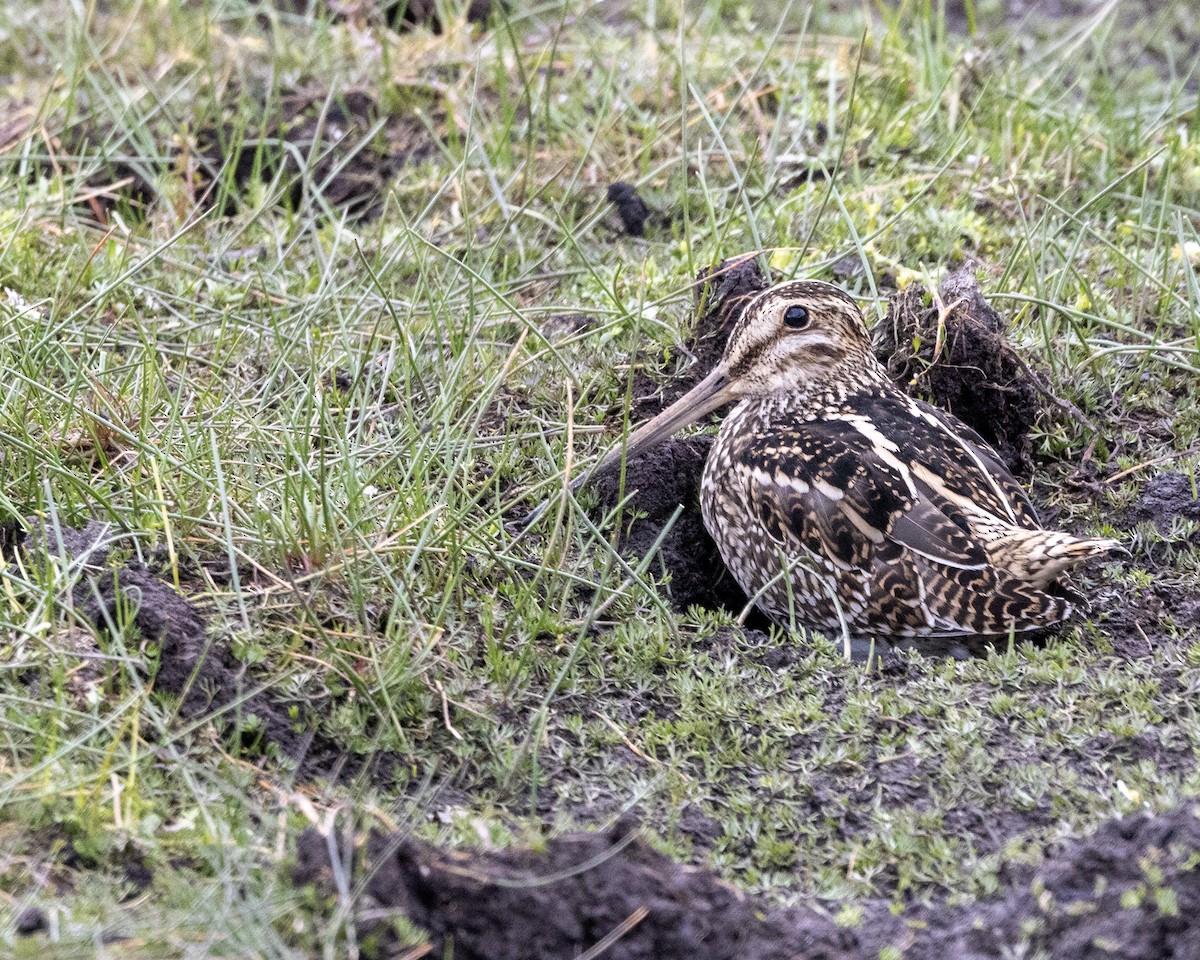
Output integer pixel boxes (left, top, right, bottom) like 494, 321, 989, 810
518, 363, 738, 533
581, 361, 738, 489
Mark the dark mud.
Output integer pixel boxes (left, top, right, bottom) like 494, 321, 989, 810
868, 803, 1200, 960
539, 312, 594, 340
1085, 568, 1199, 661
28, 85, 435, 219
189, 87, 434, 217
593, 256, 770, 616
874, 266, 1039, 474
591, 436, 755, 618
293, 818, 857, 960
12, 518, 384, 783
606, 182, 656, 238
1125, 471, 1200, 531
293, 804, 1200, 960
266, 0, 498, 32
1082, 469, 1200, 659
622, 254, 767, 421
14, 906, 49, 937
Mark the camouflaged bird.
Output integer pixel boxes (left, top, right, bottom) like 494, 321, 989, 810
591, 279, 1117, 642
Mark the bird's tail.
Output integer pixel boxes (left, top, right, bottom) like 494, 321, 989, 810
986, 530, 1120, 587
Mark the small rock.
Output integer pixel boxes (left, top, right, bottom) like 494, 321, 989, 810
540, 313, 593, 340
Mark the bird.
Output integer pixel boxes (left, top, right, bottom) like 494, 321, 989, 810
586, 279, 1118, 646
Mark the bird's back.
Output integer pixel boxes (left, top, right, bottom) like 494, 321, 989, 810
701, 385, 1109, 639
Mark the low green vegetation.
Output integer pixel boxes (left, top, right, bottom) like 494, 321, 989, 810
0, 0, 1198, 954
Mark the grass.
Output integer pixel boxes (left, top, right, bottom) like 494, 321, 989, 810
1, 0, 1199, 955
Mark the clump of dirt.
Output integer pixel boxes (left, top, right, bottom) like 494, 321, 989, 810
189, 87, 434, 217
19, 84, 435, 220
628, 254, 769, 420
590, 437, 754, 617
293, 805, 1200, 960
3, 103, 159, 221
11, 518, 383, 782
1124, 471, 1200, 530
592, 256, 770, 618
387, 0, 499, 31
689, 255, 771, 374
292, 818, 858, 960
606, 182, 657, 237
867, 803, 1200, 960
14, 906, 48, 937
875, 266, 1039, 474
540, 312, 594, 340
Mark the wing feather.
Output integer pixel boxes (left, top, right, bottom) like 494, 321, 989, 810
742, 418, 989, 574
909, 400, 1041, 528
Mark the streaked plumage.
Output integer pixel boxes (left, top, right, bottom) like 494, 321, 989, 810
590, 279, 1117, 643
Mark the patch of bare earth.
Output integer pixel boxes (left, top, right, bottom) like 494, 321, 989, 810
9, 518, 393, 783
293, 804, 1200, 960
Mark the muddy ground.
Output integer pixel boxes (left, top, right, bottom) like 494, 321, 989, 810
295, 804, 1200, 960
36, 84, 436, 222
6, 518, 393, 785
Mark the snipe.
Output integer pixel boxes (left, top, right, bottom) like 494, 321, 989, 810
590, 280, 1116, 644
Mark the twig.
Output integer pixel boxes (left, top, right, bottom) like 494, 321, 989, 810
576, 907, 651, 960
434, 679, 463, 741
596, 713, 691, 782
598, 714, 660, 767
1103, 446, 1200, 485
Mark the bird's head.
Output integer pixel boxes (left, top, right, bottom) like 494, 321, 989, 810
587, 280, 877, 479
720, 280, 875, 396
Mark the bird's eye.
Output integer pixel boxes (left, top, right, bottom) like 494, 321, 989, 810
783, 305, 809, 329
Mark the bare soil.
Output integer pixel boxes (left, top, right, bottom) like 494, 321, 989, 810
293, 804, 1200, 960
10, 517, 389, 784
38, 84, 436, 220
188, 87, 434, 217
